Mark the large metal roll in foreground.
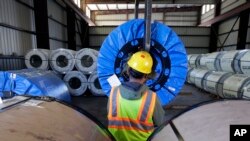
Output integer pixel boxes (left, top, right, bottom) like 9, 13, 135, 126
49, 49, 75, 74
25, 49, 50, 70
63, 71, 88, 96
88, 73, 105, 96
0, 96, 114, 141
75, 48, 98, 74
149, 100, 250, 141
97, 19, 187, 105
0, 69, 71, 102
222, 74, 250, 99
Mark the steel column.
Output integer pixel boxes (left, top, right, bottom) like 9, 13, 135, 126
237, 9, 250, 50
34, 0, 50, 49
81, 20, 89, 48
208, 0, 221, 52
134, 0, 139, 19
67, 7, 76, 50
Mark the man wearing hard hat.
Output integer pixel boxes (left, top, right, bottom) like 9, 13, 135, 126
107, 51, 165, 141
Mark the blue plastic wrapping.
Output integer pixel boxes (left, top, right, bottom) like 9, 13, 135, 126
0, 71, 6, 97
0, 69, 71, 102
97, 19, 187, 106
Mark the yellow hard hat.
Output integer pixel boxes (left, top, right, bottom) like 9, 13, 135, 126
127, 51, 153, 74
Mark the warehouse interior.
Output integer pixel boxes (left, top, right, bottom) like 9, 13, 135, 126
0, 0, 250, 141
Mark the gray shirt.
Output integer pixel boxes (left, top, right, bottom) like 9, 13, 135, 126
107, 82, 165, 126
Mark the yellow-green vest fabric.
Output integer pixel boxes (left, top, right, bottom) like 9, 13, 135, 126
108, 87, 156, 141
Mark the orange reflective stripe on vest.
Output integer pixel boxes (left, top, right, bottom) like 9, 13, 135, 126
109, 119, 154, 132
108, 87, 156, 133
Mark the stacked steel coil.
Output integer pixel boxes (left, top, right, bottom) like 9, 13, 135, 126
187, 50, 250, 99
24, 48, 105, 96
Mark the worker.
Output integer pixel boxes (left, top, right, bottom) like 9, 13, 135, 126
107, 51, 165, 141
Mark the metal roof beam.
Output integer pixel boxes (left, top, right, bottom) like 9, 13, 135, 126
85, 0, 215, 4
199, 2, 250, 26
62, 0, 95, 26
93, 6, 201, 15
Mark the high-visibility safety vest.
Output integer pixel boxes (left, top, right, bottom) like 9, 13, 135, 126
108, 87, 157, 141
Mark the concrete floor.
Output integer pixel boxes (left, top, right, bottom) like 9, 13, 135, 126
71, 83, 217, 127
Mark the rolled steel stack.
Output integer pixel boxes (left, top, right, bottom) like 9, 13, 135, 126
25, 49, 50, 70
75, 48, 97, 74
63, 71, 88, 96
88, 73, 105, 96
49, 49, 75, 74
24, 48, 105, 97
187, 49, 250, 99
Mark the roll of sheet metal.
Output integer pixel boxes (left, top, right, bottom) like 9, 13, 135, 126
92, 49, 99, 56
75, 48, 98, 74
193, 69, 210, 89
186, 67, 194, 84
0, 69, 71, 102
97, 19, 187, 105
205, 52, 225, 71
88, 73, 105, 96
222, 74, 250, 99
0, 96, 114, 141
203, 71, 232, 97
63, 71, 88, 96
219, 50, 248, 73
237, 50, 250, 75
189, 68, 204, 84
25, 49, 50, 70
187, 55, 192, 64
50, 49, 75, 74
233, 49, 250, 75
150, 100, 250, 141
198, 54, 208, 69
189, 54, 201, 68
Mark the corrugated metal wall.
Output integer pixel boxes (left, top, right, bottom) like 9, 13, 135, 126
89, 26, 210, 54
215, 0, 248, 51
128, 13, 164, 20
0, 0, 89, 70
172, 27, 210, 54
164, 11, 198, 26
201, 7, 215, 23
76, 14, 85, 50
221, 0, 247, 14
0, 56, 25, 71
47, 0, 68, 50
217, 17, 239, 51
0, 0, 36, 56
95, 11, 198, 26
247, 13, 250, 49
0, 0, 35, 70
